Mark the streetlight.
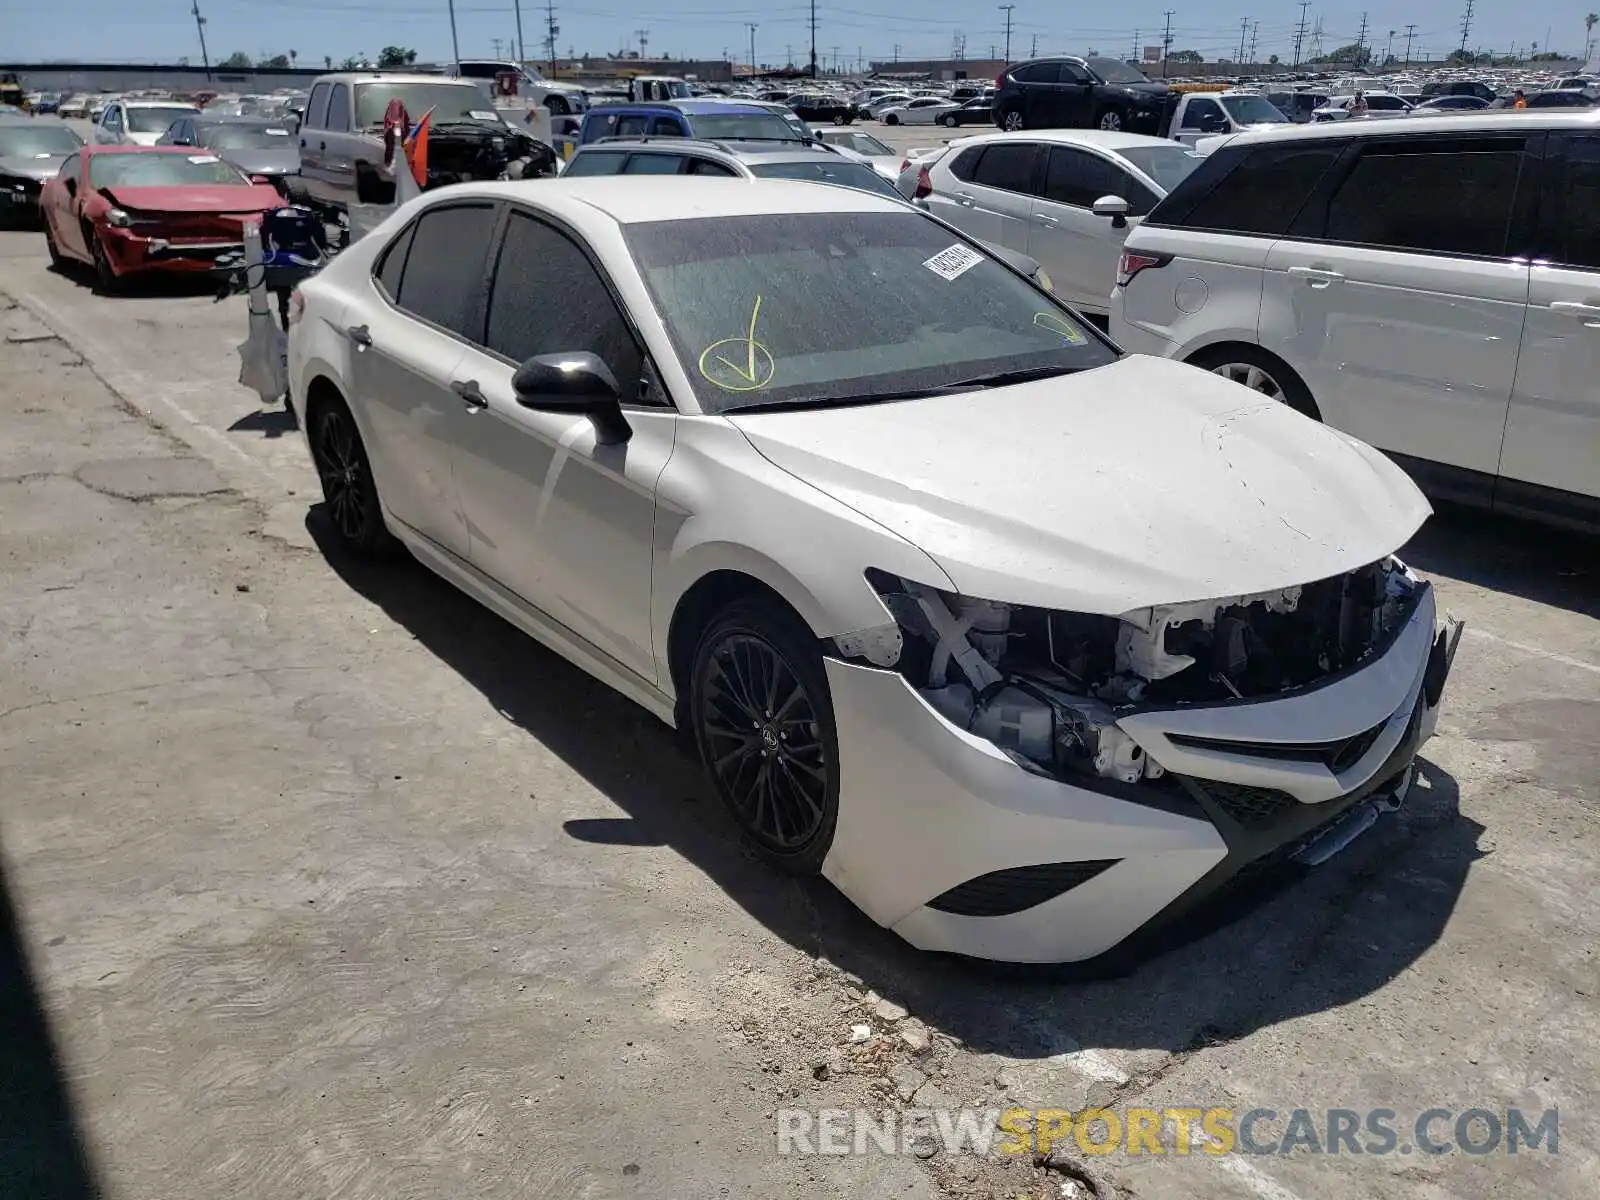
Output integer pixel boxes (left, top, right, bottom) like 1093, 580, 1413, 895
999, 4, 1016, 62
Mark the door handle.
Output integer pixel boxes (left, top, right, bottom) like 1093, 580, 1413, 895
1286, 265, 1344, 288
319, 141, 326, 151
1035, 213, 1058, 227
345, 324, 372, 349
451, 379, 488, 410
953, 192, 975, 207
1549, 300, 1600, 327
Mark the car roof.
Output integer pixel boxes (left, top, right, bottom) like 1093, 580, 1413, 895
438, 175, 908, 225
947, 128, 1189, 152
583, 138, 830, 162
193, 114, 289, 125
1224, 107, 1600, 147
80, 144, 200, 155
314, 72, 477, 86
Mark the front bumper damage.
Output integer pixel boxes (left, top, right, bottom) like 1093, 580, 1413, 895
818, 584, 1463, 968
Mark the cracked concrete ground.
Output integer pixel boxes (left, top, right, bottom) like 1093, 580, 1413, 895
2, 211, 1597, 1200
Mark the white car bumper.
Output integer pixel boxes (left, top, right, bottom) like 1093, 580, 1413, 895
819, 584, 1460, 967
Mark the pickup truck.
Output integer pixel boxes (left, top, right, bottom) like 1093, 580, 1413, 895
1163, 90, 1292, 145
294, 71, 555, 212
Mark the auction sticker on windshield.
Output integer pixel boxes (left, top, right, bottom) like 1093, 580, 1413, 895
188, 155, 220, 164
264, 128, 290, 136
923, 243, 984, 282
470, 110, 500, 121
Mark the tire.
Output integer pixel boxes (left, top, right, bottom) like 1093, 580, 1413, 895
1000, 107, 1025, 131
689, 598, 840, 875
941, 114, 957, 127
885, 113, 899, 125
1186, 346, 1319, 420
308, 396, 399, 556
355, 163, 395, 206
1096, 106, 1127, 131
545, 95, 571, 116
86, 225, 119, 294
43, 217, 63, 269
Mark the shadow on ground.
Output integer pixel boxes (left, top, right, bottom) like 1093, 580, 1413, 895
309, 508, 1496, 1063
0, 856, 101, 1200
1403, 504, 1600, 619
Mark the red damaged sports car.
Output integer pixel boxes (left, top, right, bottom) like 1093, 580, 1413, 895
40, 144, 282, 291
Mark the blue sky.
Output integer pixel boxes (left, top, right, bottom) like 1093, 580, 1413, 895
1, 2, 1591, 70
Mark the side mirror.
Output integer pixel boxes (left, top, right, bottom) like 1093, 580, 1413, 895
249, 174, 272, 185
511, 351, 632, 445
1092, 194, 1130, 229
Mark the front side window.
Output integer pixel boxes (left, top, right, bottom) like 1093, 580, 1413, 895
623, 211, 1115, 414
1042, 146, 1132, 209
1181, 98, 1225, 129
1322, 138, 1525, 258
393, 203, 498, 337
103, 106, 122, 131
327, 85, 351, 132
305, 82, 331, 129
970, 142, 1037, 194
613, 115, 649, 138
486, 212, 643, 392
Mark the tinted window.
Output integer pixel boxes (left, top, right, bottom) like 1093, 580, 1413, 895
1013, 63, 1061, 84
486, 212, 643, 393
1159, 142, 1340, 236
748, 160, 903, 198
1042, 146, 1133, 209
1550, 135, 1600, 268
563, 151, 627, 176
1061, 63, 1094, 84
614, 115, 649, 137
971, 143, 1037, 194
394, 204, 497, 337
1365, 95, 1409, 110
1322, 138, 1524, 257
688, 158, 738, 176
947, 146, 982, 182
647, 117, 684, 136
306, 82, 331, 128
327, 84, 351, 132
375, 222, 415, 299
624, 154, 685, 174
1180, 98, 1225, 129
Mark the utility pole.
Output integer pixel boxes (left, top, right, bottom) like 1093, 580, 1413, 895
748, 23, 758, 73
1311, 17, 1323, 61
1459, 0, 1474, 55
635, 28, 648, 58
1385, 29, 1395, 66
832, 45, 841, 73
1292, 1, 1309, 67
190, 1, 212, 81
1132, 28, 1140, 61
1237, 17, 1249, 65
809, 0, 818, 78
492, 37, 503, 60
545, 3, 559, 74
513, 0, 525, 62
1161, 9, 1174, 77
891, 43, 897, 63
447, 0, 462, 70
999, 5, 1016, 62
1404, 23, 1417, 64
1355, 11, 1370, 62
1249, 20, 1259, 65
1031, 34, 1038, 57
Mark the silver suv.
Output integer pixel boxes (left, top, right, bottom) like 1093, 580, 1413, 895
296, 72, 554, 211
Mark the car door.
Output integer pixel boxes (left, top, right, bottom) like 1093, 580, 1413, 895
941, 141, 1038, 251
1028, 145, 1155, 314
1258, 132, 1532, 490
298, 82, 332, 200
50, 153, 87, 258
97, 103, 123, 145
448, 208, 673, 683
1056, 62, 1098, 127
321, 83, 357, 201
1501, 131, 1600, 509
349, 201, 501, 558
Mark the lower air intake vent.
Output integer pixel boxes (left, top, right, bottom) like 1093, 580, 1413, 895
926, 860, 1119, 918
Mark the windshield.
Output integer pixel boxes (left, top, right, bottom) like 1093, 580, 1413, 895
1089, 58, 1151, 84
200, 124, 295, 150
833, 131, 892, 155
686, 111, 802, 141
88, 152, 248, 187
1220, 95, 1288, 123
748, 160, 903, 198
623, 211, 1115, 415
1116, 145, 1204, 193
0, 125, 83, 156
126, 106, 198, 133
354, 82, 491, 128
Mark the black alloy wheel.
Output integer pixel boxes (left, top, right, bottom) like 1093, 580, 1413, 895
311, 401, 395, 555
690, 600, 839, 874
43, 217, 63, 268
88, 227, 119, 294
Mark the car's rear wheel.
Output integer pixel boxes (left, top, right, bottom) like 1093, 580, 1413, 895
1000, 108, 1025, 131
941, 114, 958, 127
309, 397, 397, 556
689, 598, 839, 875
1187, 345, 1319, 420
1096, 106, 1127, 131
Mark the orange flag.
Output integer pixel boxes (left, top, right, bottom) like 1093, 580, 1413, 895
407, 108, 433, 189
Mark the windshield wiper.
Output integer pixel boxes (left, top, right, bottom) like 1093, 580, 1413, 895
726, 366, 1089, 415
945, 364, 1088, 389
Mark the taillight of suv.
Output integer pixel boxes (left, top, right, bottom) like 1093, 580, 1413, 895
995, 71, 1006, 90
913, 166, 933, 200
1116, 250, 1170, 287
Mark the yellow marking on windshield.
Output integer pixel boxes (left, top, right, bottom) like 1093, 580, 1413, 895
698, 295, 777, 392
1033, 311, 1087, 345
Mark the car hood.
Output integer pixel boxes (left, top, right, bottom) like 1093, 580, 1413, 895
0, 153, 69, 181
220, 146, 300, 174
727, 355, 1430, 614
99, 183, 282, 213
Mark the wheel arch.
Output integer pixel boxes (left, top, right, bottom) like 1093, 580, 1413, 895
1184, 340, 1322, 421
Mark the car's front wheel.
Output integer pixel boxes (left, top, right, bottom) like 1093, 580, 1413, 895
309, 396, 397, 556
884, 113, 900, 125
1000, 108, 1025, 131
1096, 105, 1127, 131
43, 217, 63, 269
689, 598, 839, 875
86, 224, 119, 294
941, 114, 958, 127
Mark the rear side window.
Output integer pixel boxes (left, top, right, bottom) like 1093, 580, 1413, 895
1152, 142, 1340, 236
326, 84, 351, 132
623, 154, 685, 174
1180, 98, 1225, 129
374, 222, 416, 299
947, 147, 982, 182
688, 158, 738, 176
1544, 135, 1600, 268
563, 151, 627, 176
1321, 138, 1526, 258
647, 118, 684, 136
971, 143, 1037, 194
394, 203, 498, 338
1012, 63, 1061, 84
305, 83, 331, 128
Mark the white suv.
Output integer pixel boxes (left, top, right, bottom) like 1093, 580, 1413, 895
1112, 112, 1600, 530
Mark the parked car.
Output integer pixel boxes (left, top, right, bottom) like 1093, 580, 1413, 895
286, 175, 1458, 966
937, 94, 997, 127
880, 97, 959, 126
787, 93, 855, 124
95, 100, 201, 146
157, 115, 301, 197
1168, 90, 1291, 144
562, 137, 903, 200
809, 128, 900, 178
860, 92, 915, 119
0, 116, 84, 223
1525, 89, 1596, 109
1311, 92, 1413, 121
1410, 95, 1490, 113
1111, 111, 1600, 530
579, 100, 807, 146
39, 145, 282, 292
917, 130, 1204, 317
993, 56, 1172, 133
296, 72, 555, 212
57, 95, 91, 119
1419, 79, 1497, 102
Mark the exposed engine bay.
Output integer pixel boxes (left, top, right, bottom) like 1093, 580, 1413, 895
419, 120, 559, 186
841, 561, 1424, 786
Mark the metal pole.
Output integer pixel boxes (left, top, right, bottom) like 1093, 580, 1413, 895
748, 23, 758, 74
192, 2, 213, 81
447, 0, 462, 70
999, 5, 1015, 62
514, 0, 526, 63
810, 0, 818, 78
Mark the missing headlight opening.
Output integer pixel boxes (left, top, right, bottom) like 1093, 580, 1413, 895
844, 561, 1424, 786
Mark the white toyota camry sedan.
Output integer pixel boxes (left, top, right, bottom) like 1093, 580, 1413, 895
286, 177, 1462, 967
